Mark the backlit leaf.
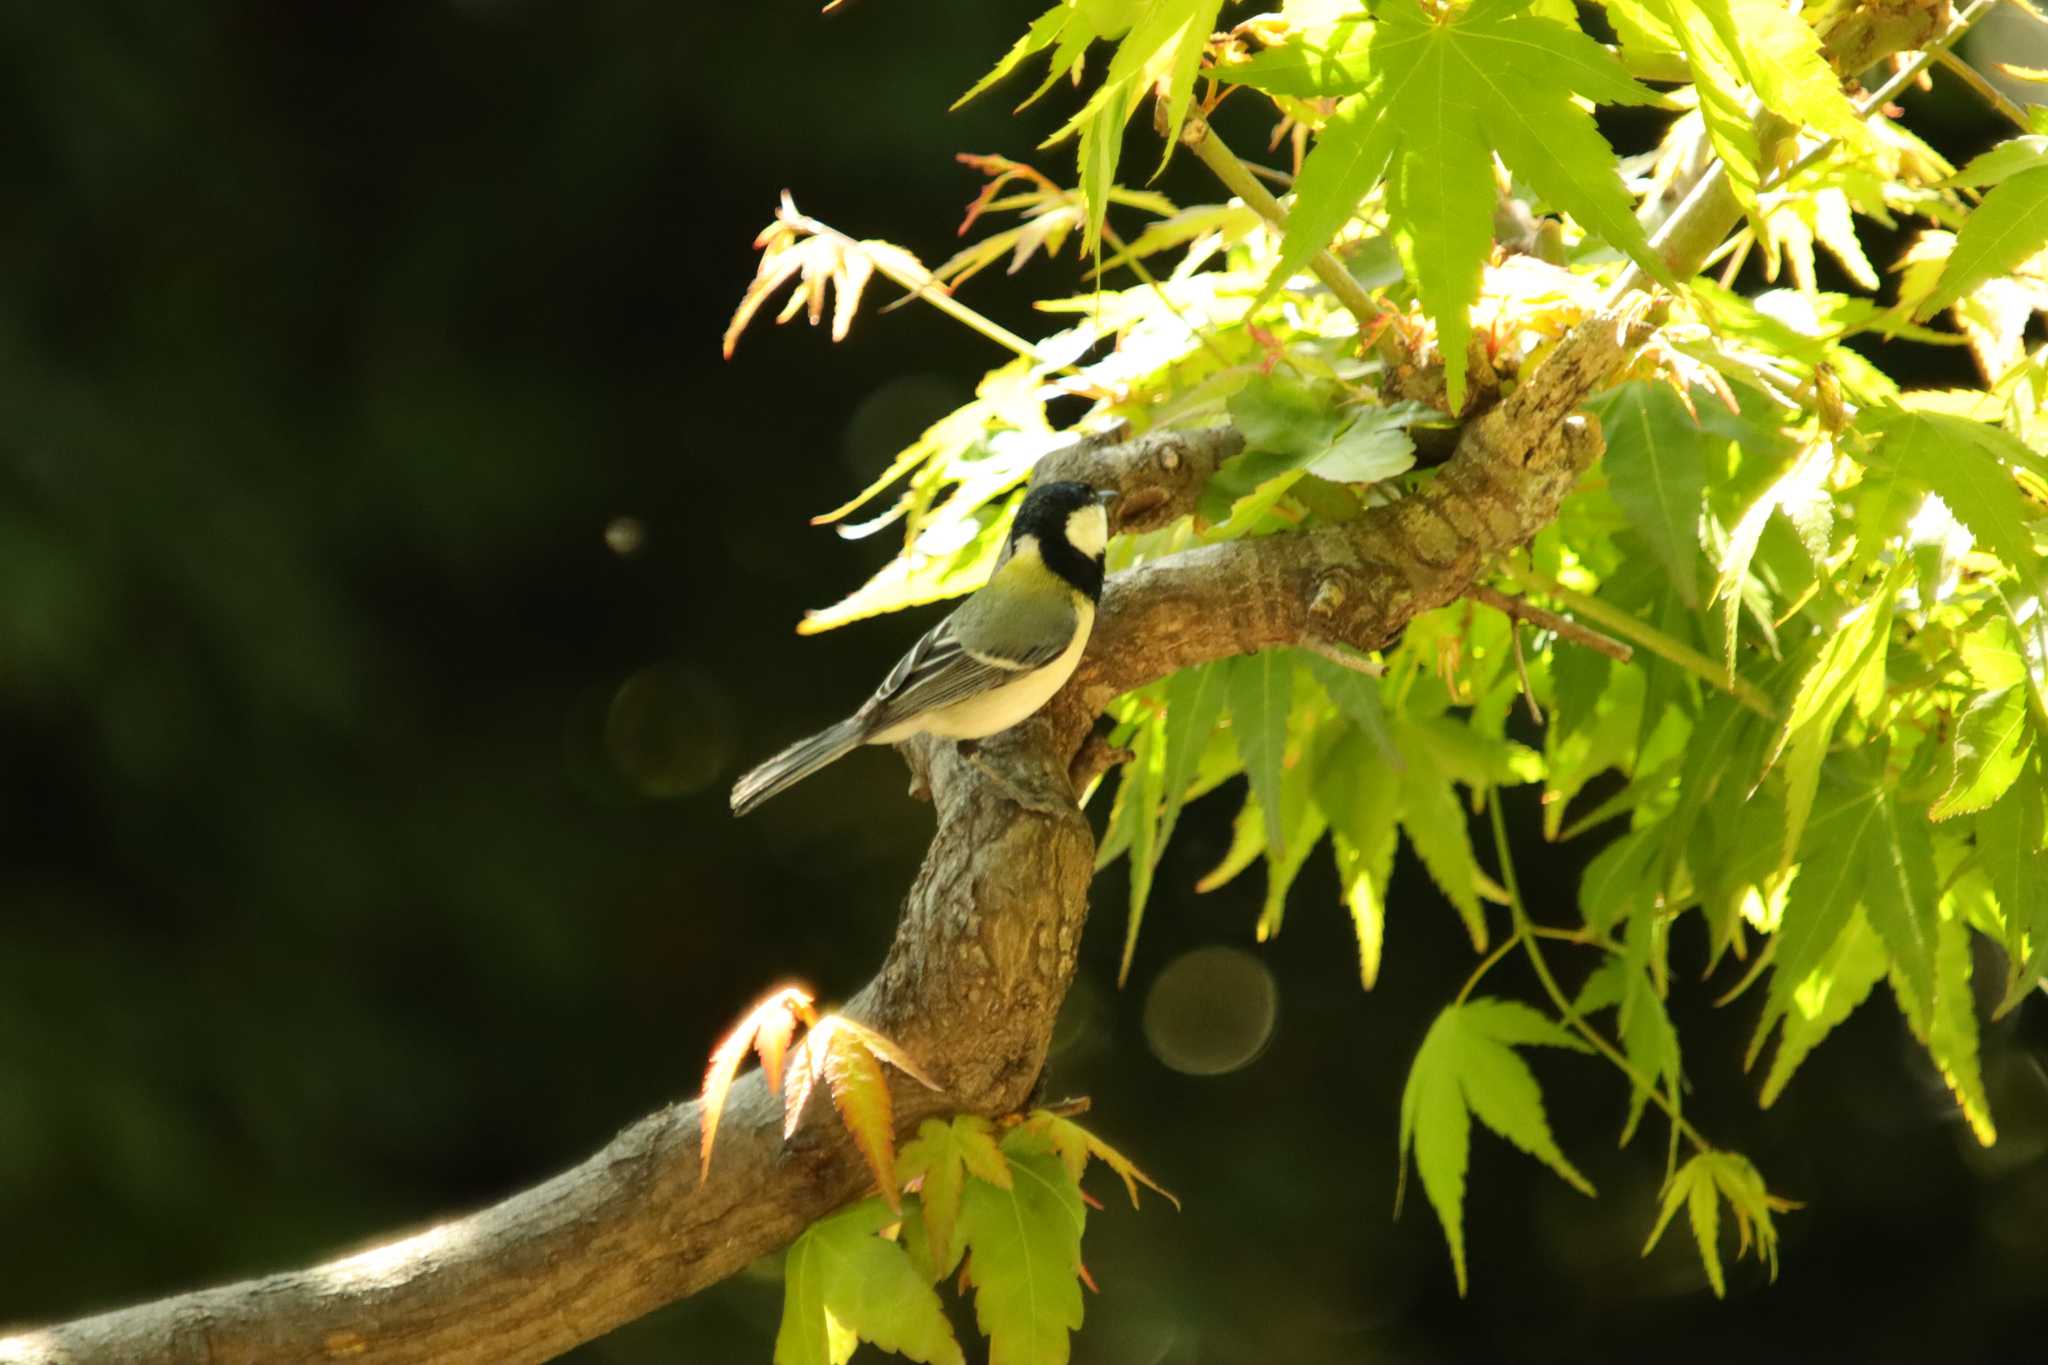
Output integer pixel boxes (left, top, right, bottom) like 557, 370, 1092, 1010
960, 1139, 1088, 1365
1229, 650, 1295, 862
1758, 910, 1887, 1107
1977, 772, 2048, 1011
701, 986, 817, 1183
776, 1199, 964, 1365
1930, 686, 2034, 821
1121, 709, 1167, 986
1215, 19, 1373, 97
1400, 998, 1593, 1294
1920, 166, 2048, 319
1276, 0, 1667, 408
1750, 781, 1883, 1064
1026, 1111, 1180, 1210
1399, 737, 1488, 950
1862, 409, 2048, 589
899, 1116, 1010, 1277
1317, 725, 1400, 988
1587, 383, 1712, 607
1929, 906, 1997, 1145
1862, 797, 1940, 1038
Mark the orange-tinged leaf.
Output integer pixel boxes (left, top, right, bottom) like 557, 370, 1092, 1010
816, 1020, 902, 1210
1025, 1111, 1180, 1210
830, 1016, 946, 1092
774, 1015, 943, 1210
784, 1035, 821, 1142
755, 1006, 799, 1096
700, 985, 816, 1184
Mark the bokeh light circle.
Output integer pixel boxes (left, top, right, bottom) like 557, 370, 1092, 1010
1142, 945, 1279, 1077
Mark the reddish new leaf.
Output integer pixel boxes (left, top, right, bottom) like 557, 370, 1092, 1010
699, 985, 816, 1184
815, 1019, 902, 1210
778, 1014, 944, 1210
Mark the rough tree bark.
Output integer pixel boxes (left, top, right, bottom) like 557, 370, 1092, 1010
0, 302, 1650, 1365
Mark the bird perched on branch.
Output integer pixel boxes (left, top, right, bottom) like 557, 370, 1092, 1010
730, 480, 1119, 815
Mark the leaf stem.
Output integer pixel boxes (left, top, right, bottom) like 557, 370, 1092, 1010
1454, 931, 1525, 1006
1487, 791, 1714, 1156
1177, 114, 1391, 347
881, 266, 1054, 366
1503, 565, 1778, 719
1934, 49, 2032, 132
1471, 583, 1634, 663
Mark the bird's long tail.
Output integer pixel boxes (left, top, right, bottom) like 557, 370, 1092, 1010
730, 717, 869, 815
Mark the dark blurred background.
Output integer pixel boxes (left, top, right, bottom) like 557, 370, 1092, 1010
2, 2, 2046, 1361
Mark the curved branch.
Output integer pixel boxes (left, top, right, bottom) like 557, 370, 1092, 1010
0, 307, 1646, 1365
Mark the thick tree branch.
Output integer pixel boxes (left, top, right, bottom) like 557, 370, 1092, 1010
0, 307, 1648, 1365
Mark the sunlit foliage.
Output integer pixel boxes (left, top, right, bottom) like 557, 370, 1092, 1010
722, 0, 2048, 1353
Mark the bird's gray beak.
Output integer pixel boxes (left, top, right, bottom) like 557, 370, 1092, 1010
1093, 487, 1121, 508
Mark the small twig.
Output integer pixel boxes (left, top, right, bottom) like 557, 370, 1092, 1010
1300, 634, 1386, 676
1240, 159, 1296, 189
1471, 583, 1633, 664
1175, 111, 1391, 346
1487, 793, 1714, 1157
1509, 619, 1545, 725
1934, 48, 2032, 130
1499, 568, 1778, 718
1068, 719, 1136, 797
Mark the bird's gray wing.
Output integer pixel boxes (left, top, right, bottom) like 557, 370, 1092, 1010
863, 612, 1064, 729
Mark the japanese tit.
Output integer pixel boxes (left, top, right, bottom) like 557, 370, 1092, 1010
730, 480, 1119, 815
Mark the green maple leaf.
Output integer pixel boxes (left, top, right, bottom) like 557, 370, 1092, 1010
1861, 409, 2048, 591
1314, 722, 1400, 988
1930, 904, 1998, 1145
1585, 382, 1714, 608
1862, 796, 1940, 1041
899, 1116, 1011, 1281
1215, 16, 1374, 97
1276, 0, 1670, 409
1758, 910, 1888, 1107
959, 1139, 1088, 1365
1643, 1150, 1793, 1298
1641, 0, 1865, 206
1764, 571, 1901, 875
1399, 998, 1593, 1294
1931, 686, 2034, 822
1397, 731, 1488, 950
1920, 166, 2048, 319
1749, 778, 1885, 1063
1257, 719, 1331, 939
1112, 663, 1232, 983
1119, 707, 1168, 986
776, 1199, 964, 1365
1977, 772, 2048, 1012
1229, 650, 1295, 862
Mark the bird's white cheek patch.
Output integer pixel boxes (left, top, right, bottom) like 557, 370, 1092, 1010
1065, 505, 1109, 558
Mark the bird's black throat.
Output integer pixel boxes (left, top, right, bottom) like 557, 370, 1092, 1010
1041, 536, 1104, 602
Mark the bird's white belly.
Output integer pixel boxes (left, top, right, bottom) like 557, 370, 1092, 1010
902, 601, 1094, 741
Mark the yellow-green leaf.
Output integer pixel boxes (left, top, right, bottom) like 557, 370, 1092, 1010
1400, 998, 1593, 1294
960, 1142, 1088, 1365
776, 1199, 965, 1365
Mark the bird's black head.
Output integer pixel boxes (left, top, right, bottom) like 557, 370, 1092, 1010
1011, 480, 1118, 599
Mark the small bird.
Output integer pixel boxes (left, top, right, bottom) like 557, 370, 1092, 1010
731, 479, 1119, 815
